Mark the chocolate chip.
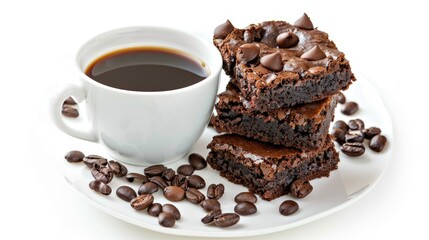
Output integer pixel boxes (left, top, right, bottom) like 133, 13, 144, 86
64, 96, 77, 105
62, 106, 79, 118
369, 135, 387, 152
333, 120, 349, 133
147, 203, 162, 217
163, 186, 185, 202
276, 32, 299, 48
83, 155, 107, 168
116, 186, 137, 202
158, 212, 175, 227
341, 101, 359, 115
214, 213, 240, 227
200, 199, 221, 212
201, 209, 222, 224
341, 142, 365, 156
144, 164, 166, 177
237, 43, 259, 62
234, 202, 257, 216
290, 180, 313, 198
162, 204, 181, 220
363, 127, 382, 139
331, 128, 346, 145
107, 160, 128, 177
177, 164, 194, 176
125, 173, 149, 183
186, 175, 206, 189
188, 153, 207, 170
138, 182, 159, 195
214, 20, 234, 39
90, 165, 113, 184
260, 52, 283, 71
279, 200, 299, 216
300, 45, 326, 61
293, 13, 314, 30
336, 92, 346, 104
185, 187, 206, 204
64, 150, 84, 163
89, 180, 111, 195
234, 192, 257, 203
130, 194, 154, 210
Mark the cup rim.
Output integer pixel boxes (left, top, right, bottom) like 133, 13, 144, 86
75, 26, 222, 95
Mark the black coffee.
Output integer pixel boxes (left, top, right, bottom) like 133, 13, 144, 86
85, 47, 209, 91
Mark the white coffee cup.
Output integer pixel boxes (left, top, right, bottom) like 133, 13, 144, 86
50, 26, 222, 166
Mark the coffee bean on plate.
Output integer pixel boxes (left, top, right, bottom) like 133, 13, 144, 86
116, 186, 137, 202
331, 128, 345, 145
185, 187, 206, 204
345, 131, 365, 143
207, 183, 225, 200
234, 202, 257, 216
369, 135, 387, 152
162, 168, 176, 181
150, 176, 169, 189
290, 180, 313, 199
234, 192, 257, 203
107, 160, 128, 177
171, 174, 187, 187
83, 155, 107, 168
90, 165, 113, 184
162, 204, 181, 220
341, 142, 365, 156
64, 96, 77, 105
333, 120, 349, 133
177, 164, 194, 176
89, 180, 111, 195
188, 153, 207, 170
186, 175, 206, 189
363, 127, 382, 139
335, 92, 346, 104
200, 199, 221, 212
214, 213, 240, 227
62, 106, 79, 118
279, 200, 299, 216
144, 164, 166, 177
138, 182, 159, 195
64, 150, 84, 163
201, 209, 222, 224
147, 203, 163, 217
163, 186, 185, 202
348, 119, 364, 130
130, 194, 154, 210
125, 173, 149, 183
158, 212, 175, 227
341, 101, 359, 115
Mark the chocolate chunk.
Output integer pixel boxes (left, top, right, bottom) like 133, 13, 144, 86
237, 43, 259, 62
214, 20, 234, 39
293, 13, 314, 30
276, 32, 299, 48
300, 45, 326, 61
260, 52, 282, 71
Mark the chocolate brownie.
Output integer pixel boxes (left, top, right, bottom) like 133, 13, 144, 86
213, 16, 355, 111
211, 83, 336, 149
206, 134, 339, 200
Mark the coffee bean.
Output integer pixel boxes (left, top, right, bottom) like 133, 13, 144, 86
185, 187, 206, 204
207, 183, 225, 200
234, 192, 257, 203
355, 119, 365, 129
234, 202, 257, 216
144, 164, 166, 177
138, 182, 159, 195
150, 176, 169, 189
279, 200, 299, 216
125, 173, 149, 183
107, 160, 128, 177
64, 96, 77, 105
171, 174, 187, 187
341, 101, 359, 115
336, 92, 346, 104
62, 106, 79, 118
188, 153, 207, 170
186, 175, 206, 189
341, 142, 365, 156
130, 194, 154, 210
200, 199, 221, 212
147, 203, 162, 217
158, 212, 175, 227
164, 186, 185, 202
290, 180, 313, 199
90, 165, 113, 184
162, 204, 181, 220
83, 155, 107, 168
162, 168, 176, 181
116, 186, 137, 202
348, 119, 364, 130
369, 135, 387, 152
363, 127, 382, 139
201, 209, 222, 224
333, 120, 349, 133
64, 150, 84, 163
214, 213, 240, 227
89, 180, 111, 195
345, 131, 365, 143
331, 128, 345, 145
177, 164, 194, 176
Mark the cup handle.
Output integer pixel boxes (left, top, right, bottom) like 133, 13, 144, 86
49, 83, 97, 142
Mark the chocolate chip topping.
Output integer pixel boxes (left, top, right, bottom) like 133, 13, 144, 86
214, 20, 234, 39
293, 13, 314, 30
276, 32, 299, 48
237, 43, 259, 62
260, 52, 283, 71
300, 45, 326, 61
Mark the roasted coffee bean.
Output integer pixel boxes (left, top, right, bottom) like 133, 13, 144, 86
363, 127, 382, 139
279, 200, 299, 216
138, 182, 159, 195
188, 153, 207, 170
234, 192, 257, 203
336, 92, 346, 104
116, 186, 137, 202
177, 164, 194, 176
369, 135, 387, 152
171, 174, 187, 187
64, 96, 77, 105
201, 209, 222, 224
162, 204, 181, 220
144, 164, 166, 177
158, 212, 175, 227
62, 106, 79, 118
333, 120, 349, 133
162, 168, 176, 181
290, 180, 313, 199
207, 183, 225, 200
331, 128, 346, 145
214, 213, 240, 227
130, 194, 154, 210
164, 186, 185, 202
107, 160, 128, 177
341, 101, 359, 115
125, 173, 149, 183
83, 155, 107, 168
345, 131, 365, 143
341, 142, 365, 156
200, 199, 221, 212
89, 180, 111, 195
187, 175, 206, 189
234, 202, 257, 216
147, 203, 162, 217
185, 187, 206, 204
348, 119, 364, 130
150, 176, 169, 189
90, 165, 113, 184
64, 150, 84, 163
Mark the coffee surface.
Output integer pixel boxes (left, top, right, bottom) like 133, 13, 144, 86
85, 47, 208, 91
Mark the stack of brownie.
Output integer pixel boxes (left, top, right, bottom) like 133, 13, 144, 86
206, 14, 355, 200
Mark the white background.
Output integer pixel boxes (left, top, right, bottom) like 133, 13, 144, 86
1, 0, 428, 239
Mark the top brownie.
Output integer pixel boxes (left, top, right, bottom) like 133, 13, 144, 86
213, 15, 355, 110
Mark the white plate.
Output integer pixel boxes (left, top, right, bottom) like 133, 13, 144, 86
39, 73, 393, 238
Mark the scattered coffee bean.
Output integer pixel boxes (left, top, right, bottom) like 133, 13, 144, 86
348, 119, 364, 130
214, 213, 240, 227
144, 164, 166, 177
164, 186, 185, 202
207, 183, 225, 200
62, 106, 79, 118
116, 186, 137, 202
138, 182, 159, 195
130, 194, 154, 210
336, 92, 346, 104
200, 199, 221, 212
234, 202, 257, 216
83, 155, 107, 168
162, 204, 181, 220
177, 164, 194, 176
64, 96, 77, 105
89, 180, 111, 195
162, 168, 176, 181
369, 135, 387, 152
333, 120, 349, 133
234, 192, 257, 203
345, 131, 365, 143
125, 173, 149, 183
171, 174, 187, 187
363, 127, 382, 139
186, 175, 206, 189
331, 128, 345, 145
158, 212, 175, 227
185, 187, 206, 204
341, 101, 359, 115
201, 209, 222, 224
107, 160, 128, 177
290, 180, 313, 199
147, 203, 162, 217
90, 165, 113, 183
150, 176, 169, 189
188, 153, 207, 170
341, 142, 365, 156
64, 150, 84, 163
279, 200, 299, 216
